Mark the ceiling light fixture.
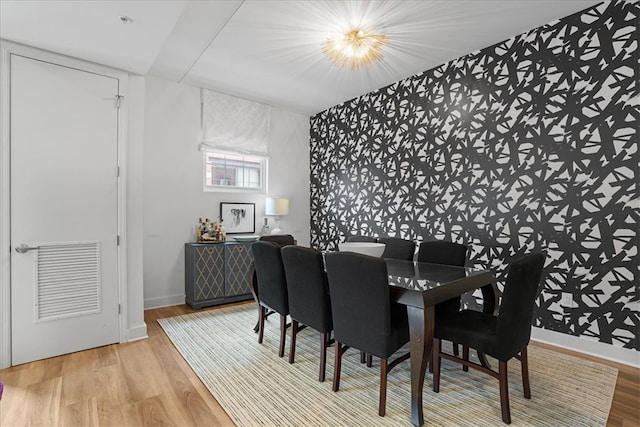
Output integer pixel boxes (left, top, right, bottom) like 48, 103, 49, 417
119, 15, 133, 24
323, 26, 387, 69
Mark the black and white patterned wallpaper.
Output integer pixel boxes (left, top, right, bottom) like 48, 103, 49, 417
310, 0, 639, 351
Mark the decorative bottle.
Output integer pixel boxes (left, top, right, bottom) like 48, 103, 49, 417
260, 218, 270, 236
219, 216, 226, 242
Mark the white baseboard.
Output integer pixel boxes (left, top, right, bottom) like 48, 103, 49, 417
127, 323, 148, 342
144, 294, 185, 310
532, 326, 639, 368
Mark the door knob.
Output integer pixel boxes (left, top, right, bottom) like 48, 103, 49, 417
15, 244, 39, 254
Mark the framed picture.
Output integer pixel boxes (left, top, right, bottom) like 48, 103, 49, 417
220, 202, 255, 234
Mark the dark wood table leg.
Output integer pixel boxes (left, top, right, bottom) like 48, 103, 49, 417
480, 279, 498, 315
406, 305, 434, 427
477, 351, 491, 368
249, 270, 261, 333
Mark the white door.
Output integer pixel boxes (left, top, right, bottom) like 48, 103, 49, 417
10, 54, 120, 365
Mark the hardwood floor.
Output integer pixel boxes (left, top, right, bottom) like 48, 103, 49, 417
0, 304, 236, 427
1, 302, 638, 426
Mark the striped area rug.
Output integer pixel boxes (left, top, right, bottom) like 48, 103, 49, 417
158, 303, 617, 427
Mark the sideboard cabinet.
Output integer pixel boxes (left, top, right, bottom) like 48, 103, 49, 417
185, 242, 254, 309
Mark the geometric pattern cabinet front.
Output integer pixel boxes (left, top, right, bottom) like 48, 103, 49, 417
224, 243, 254, 296
185, 242, 254, 309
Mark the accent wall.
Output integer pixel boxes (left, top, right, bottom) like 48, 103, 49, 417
309, 0, 639, 353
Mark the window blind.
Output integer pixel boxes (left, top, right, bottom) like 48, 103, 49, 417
201, 89, 271, 157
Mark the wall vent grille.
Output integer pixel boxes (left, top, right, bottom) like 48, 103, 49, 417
35, 241, 101, 321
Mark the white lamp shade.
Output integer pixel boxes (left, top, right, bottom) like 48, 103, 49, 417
265, 197, 289, 216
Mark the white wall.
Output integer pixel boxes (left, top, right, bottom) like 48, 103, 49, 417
125, 75, 147, 340
142, 76, 310, 309
268, 107, 311, 240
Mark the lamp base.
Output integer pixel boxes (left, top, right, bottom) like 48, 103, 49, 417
270, 227, 284, 235
271, 217, 285, 235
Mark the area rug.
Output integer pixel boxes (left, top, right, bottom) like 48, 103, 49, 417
158, 303, 618, 427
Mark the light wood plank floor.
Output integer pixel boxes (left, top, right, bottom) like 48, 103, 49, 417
1, 302, 638, 426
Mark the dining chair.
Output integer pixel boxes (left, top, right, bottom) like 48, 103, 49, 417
251, 241, 290, 357
378, 236, 416, 261
417, 240, 467, 266
259, 234, 295, 247
417, 240, 468, 360
251, 234, 297, 332
281, 245, 333, 382
432, 252, 546, 424
346, 235, 377, 242
324, 251, 410, 417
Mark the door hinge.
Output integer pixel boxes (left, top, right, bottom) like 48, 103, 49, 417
116, 166, 120, 177
118, 304, 121, 314
115, 95, 123, 108
117, 235, 120, 246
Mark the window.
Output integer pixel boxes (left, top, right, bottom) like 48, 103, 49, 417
200, 89, 271, 193
204, 151, 266, 191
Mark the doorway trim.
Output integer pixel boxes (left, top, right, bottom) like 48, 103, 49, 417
0, 40, 129, 369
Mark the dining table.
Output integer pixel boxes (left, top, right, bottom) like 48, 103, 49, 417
385, 258, 498, 426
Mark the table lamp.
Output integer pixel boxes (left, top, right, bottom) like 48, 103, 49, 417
265, 197, 289, 235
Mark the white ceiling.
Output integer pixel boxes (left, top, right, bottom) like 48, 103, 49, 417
1, 0, 602, 116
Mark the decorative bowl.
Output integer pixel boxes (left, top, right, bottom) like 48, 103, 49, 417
337, 242, 386, 257
233, 235, 260, 242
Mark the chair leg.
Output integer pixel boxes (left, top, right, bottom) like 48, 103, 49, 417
521, 346, 531, 399
252, 272, 260, 333
367, 354, 373, 367
379, 358, 388, 416
319, 332, 328, 382
278, 314, 287, 358
289, 320, 298, 364
433, 338, 442, 393
453, 342, 459, 356
360, 352, 366, 363
499, 360, 511, 424
462, 345, 469, 372
333, 342, 343, 392
258, 305, 266, 344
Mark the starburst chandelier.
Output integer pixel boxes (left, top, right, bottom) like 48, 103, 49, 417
322, 26, 387, 69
